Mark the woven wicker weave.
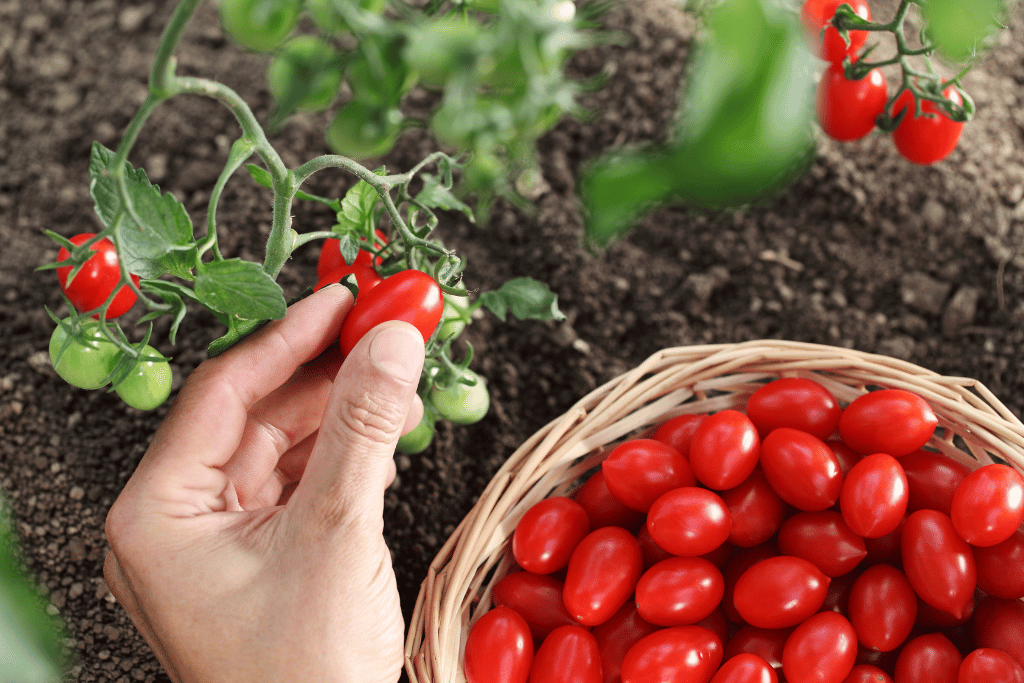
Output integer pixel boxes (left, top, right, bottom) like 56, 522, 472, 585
404, 340, 1024, 683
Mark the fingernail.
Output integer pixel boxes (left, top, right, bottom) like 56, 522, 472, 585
369, 325, 424, 383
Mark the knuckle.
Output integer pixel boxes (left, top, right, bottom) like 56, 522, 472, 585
336, 390, 406, 445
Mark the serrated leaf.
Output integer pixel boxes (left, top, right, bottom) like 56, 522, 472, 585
416, 173, 475, 222
338, 233, 362, 266
336, 179, 379, 236
479, 277, 565, 322
922, 0, 1003, 62
89, 143, 198, 280
194, 259, 287, 321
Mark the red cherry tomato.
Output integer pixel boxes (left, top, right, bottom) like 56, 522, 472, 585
776, 511, 867, 578
338, 269, 443, 356
593, 602, 661, 683
828, 439, 863, 476
973, 528, 1024, 599
840, 453, 908, 538
800, 0, 871, 63
602, 439, 695, 513
721, 469, 787, 548
313, 263, 383, 297
688, 410, 761, 490
816, 63, 887, 142
916, 592, 975, 629
573, 470, 646, 531
512, 496, 591, 575
819, 570, 857, 616
846, 564, 916, 653
463, 605, 533, 683
636, 523, 674, 570
900, 510, 976, 619
891, 86, 965, 165
950, 463, 1024, 547
491, 572, 577, 640
746, 377, 842, 441
646, 487, 732, 557
893, 633, 962, 683
652, 414, 707, 459
56, 233, 139, 318
733, 556, 831, 629
693, 607, 730, 646
839, 390, 938, 456
530, 625, 602, 683
621, 626, 723, 683
760, 428, 843, 511
900, 449, 972, 516
721, 543, 780, 624
710, 653, 779, 683
635, 557, 725, 627
782, 611, 857, 683
862, 519, 904, 566
972, 596, 1024, 670
563, 526, 643, 627
317, 228, 388, 279
958, 648, 1024, 683
842, 664, 892, 683
724, 625, 790, 681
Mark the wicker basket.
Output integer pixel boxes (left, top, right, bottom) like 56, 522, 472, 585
404, 340, 1024, 683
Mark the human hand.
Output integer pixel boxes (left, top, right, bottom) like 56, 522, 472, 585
103, 285, 425, 683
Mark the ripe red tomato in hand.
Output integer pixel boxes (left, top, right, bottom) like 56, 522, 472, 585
958, 648, 1024, 683
530, 625, 603, 683
817, 64, 887, 142
972, 528, 1024, 599
710, 653, 779, 683
746, 377, 841, 441
782, 611, 857, 683
593, 602, 661, 683
464, 606, 533, 683
512, 496, 591, 575
901, 509, 976, 619
688, 410, 761, 490
732, 556, 831, 629
847, 564, 916, 653
646, 487, 732, 557
621, 625, 723, 683
313, 263, 383, 298
760, 428, 843, 511
338, 269, 443, 356
776, 511, 867, 578
894, 633, 962, 683
563, 526, 643, 627
721, 469, 787, 548
891, 86, 965, 165
839, 389, 938, 456
56, 233, 140, 318
800, 0, 871, 63
652, 414, 707, 459
491, 572, 577, 640
573, 470, 646, 531
949, 463, 1024, 547
602, 439, 695, 512
840, 453, 908, 538
317, 228, 388, 280
900, 449, 971, 516
635, 557, 725, 627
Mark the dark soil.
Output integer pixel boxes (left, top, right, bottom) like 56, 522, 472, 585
1, 0, 1023, 680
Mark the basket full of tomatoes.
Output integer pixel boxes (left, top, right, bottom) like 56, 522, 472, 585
403, 340, 1024, 683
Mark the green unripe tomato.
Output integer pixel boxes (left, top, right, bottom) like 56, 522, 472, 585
437, 290, 469, 341
326, 101, 402, 159
115, 345, 172, 411
430, 369, 490, 425
219, 0, 302, 52
305, 0, 388, 33
397, 410, 435, 455
49, 320, 122, 390
267, 36, 344, 112
403, 19, 485, 88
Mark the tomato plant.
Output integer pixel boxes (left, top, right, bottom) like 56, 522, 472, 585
602, 439, 695, 513
530, 625, 603, 683
816, 64, 888, 142
48, 319, 122, 390
800, 0, 871, 63
396, 409, 435, 455
114, 344, 172, 411
732, 556, 830, 629
781, 611, 857, 683
949, 463, 1024, 547
218, 0, 301, 52
463, 606, 533, 683
266, 36, 344, 114
562, 526, 643, 627
745, 377, 841, 441
429, 369, 490, 426
890, 86, 965, 165
688, 410, 761, 491
512, 497, 590, 575
839, 390, 938, 456
56, 233, 139, 319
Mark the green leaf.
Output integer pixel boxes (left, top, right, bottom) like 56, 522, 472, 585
139, 280, 197, 345
89, 143, 198, 280
336, 178, 380, 235
0, 498, 67, 682
922, 0, 1004, 61
416, 173, 475, 222
479, 277, 565, 322
338, 233, 362, 266
246, 163, 274, 190
194, 259, 288, 321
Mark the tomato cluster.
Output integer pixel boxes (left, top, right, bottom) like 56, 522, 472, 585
464, 377, 1024, 683
803, 0, 966, 165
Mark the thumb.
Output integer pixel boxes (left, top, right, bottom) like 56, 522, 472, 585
290, 321, 425, 534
